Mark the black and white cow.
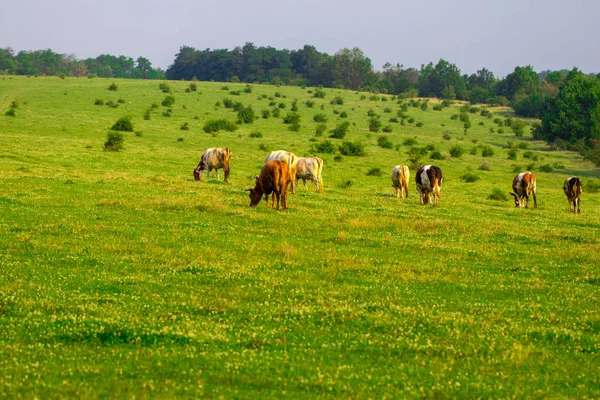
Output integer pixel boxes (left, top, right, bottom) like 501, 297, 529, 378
415, 165, 443, 206
563, 176, 582, 213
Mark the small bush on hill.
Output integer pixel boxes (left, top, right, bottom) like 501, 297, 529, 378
94, 99, 104, 105
111, 116, 134, 132
481, 146, 495, 157
377, 136, 393, 149
330, 121, 350, 139
416, 122, 424, 127
507, 149, 518, 160
305, 100, 315, 108
339, 141, 366, 156
143, 109, 151, 120
159, 83, 171, 93
460, 172, 480, 182
313, 89, 326, 98
189, 83, 197, 91
314, 113, 328, 123
162, 96, 175, 107
283, 112, 300, 125
429, 151, 443, 160
203, 119, 238, 133
339, 111, 348, 118
104, 131, 124, 151
403, 138, 418, 146
262, 109, 271, 119
478, 162, 491, 171
180, 122, 190, 131
108, 83, 118, 91
330, 96, 344, 105
585, 180, 600, 193
488, 188, 508, 201
223, 98, 234, 108
237, 106, 255, 124
389, 117, 399, 123
382, 125, 393, 133
315, 140, 336, 153
315, 123, 327, 136
538, 164, 554, 172
249, 131, 263, 138
366, 167, 383, 176
369, 117, 382, 132
449, 144, 465, 158
5, 108, 16, 117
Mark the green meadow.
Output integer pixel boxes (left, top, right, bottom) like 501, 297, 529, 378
1, 76, 599, 398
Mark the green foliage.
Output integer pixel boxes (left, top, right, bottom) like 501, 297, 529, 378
481, 146, 495, 157
478, 162, 491, 171
104, 131, 124, 151
429, 150, 443, 160
585, 180, 600, 193
249, 131, 263, 138
203, 119, 238, 133
420, 101, 429, 111
368, 117, 382, 132
315, 123, 327, 136
143, 109, 151, 120
460, 172, 480, 182
313, 113, 328, 123
377, 136, 393, 149
110, 116, 133, 132
94, 99, 104, 105
180, 122, 190, 131
159, 83, 171, 93
449, 144, 465, 158
382, 125, 393, 133
339, 140, 366, 156
108, 82, 118, 91
5, 108, 16, 117
237, 105, 255, 124
538, 164, 554, 172
305, 100, 315, 108
488, 188, 508, 201
339, 111, 348, 118
313, 89, 326, 98
261, 109, 271, 119
189, 83, 197, 91
330, 96, 344, 105
314, 139, 336, 153
416, 122, 424, 127
162, 96, 175, 107
507, 148, 518, 160
366, 167, 383, 176
330, 121, 350, 139
283, 112, 300, 125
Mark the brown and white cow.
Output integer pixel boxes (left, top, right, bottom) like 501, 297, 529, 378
563, 176, 582, 213
193, 147, 232, 183
248, 160, 290, 211
510, 172, 537, 208
265, 150, 298, 194
415, 165, 442, 206
391, 165, 410, 198
295, 157, 324, 193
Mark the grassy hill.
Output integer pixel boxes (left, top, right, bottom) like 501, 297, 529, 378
1, 75, 599, 398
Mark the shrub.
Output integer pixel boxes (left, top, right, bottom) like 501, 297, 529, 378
450, 114, 459, 120
180, 122, 190, 131
330, 121, 350, 139
223, 98, 234, 108
159, 83, 171, 93
305, 100, 315, 108
278, 102, 286, 109
369, 117, 382, 132
249, 131, 263, 138
478, 162, 491, 171
243, 85, 252, 93
407, 117, 415, 124
221, 86, 229, 91
313, 89, 326, 98
367, 109, 378, 117
143, 109, 152, 120
339, 111, 348, 118
334, 155, 343, 162
288, 121, 301, 132
105, 100, 118, 108
262, 109, 271, 119
272, 108, 281, 118
382, 125, 393, 133
470, 146, 478, 155
420, 101, 429, 111
108, 83, 118, 91
315, 123, 327, 136
104, 131, 124, 151
366, 167, 383, 176
330, 96, 344, 105
258, 144, 269, 151
488, 188, 508, 201
315, 140, 336, 153
110, 116, 134, 132
313, 113, 328, 123
94, 99, 104, 105
339, 141, 366, 156
189, 83, 197, 91
403, 138, 418, 146
498, 128, 505, 134
443, 131, 452, 140
389, 117, 399, 123
538, 164, 554, 173
333, 109, 340, 115
432, 104, 443, 111
416, 122, 424, 127
283, 112, 300, 125
449, 144, 465, 158
523, 151, 533, 159
118, 98, 125, 104
384, 107, 392, 113
460, 172, 480, 182
203, 119, 238, 133
585, 180, 600, 193
377, 136, 393, 149
517, 142, 530, 149
237, 105, 255, 124
291, 100, 299, 112
481, 146, 495, 157
162, 96, 175, 107
5, 108, 16, 117
430, 151, 443, 160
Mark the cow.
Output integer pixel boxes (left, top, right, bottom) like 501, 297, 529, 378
415, 165, 443, 206
265, 150, 298, 194
193, 147, 232, 183
391, 165, 410, 198
247, 160, 290, 211
563, 176, 582, 213
295, 157, 324, 193
510, 172, 537, 208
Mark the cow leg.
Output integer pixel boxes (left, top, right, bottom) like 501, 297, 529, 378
264, 193, 270, 209
282, 191, 288, 211
216, 169, 219, 181
577, 198, 581, 214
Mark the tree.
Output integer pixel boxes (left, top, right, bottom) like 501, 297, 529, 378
495, 65, 539, 102
419, 59, 466, 99
333, 47, 374, 90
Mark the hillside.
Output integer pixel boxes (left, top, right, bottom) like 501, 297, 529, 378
1, 76, 599, 398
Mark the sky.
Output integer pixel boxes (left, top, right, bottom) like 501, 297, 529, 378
1, 0, 599, 78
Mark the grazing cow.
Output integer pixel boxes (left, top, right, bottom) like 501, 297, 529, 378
265, 150, 298, 194
391, 165, 410, 198
563, 176, 582, 213
415, 165, 443, 206
193, 147, 232, 183
295, 157, 324, 193
248, 160, 290, 211
510, 172, 537, 208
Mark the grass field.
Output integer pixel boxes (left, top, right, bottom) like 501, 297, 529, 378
1, 75, 599, 398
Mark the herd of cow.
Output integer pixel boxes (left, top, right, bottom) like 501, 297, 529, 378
192, 147, 583, 214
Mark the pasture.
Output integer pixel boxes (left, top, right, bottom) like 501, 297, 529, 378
1, 75, 599, 398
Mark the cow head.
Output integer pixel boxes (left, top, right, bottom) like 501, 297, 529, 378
509, 192, 520, 207
193, 168, 200, 181
248, 188, 262, 207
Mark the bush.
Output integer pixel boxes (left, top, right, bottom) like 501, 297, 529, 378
389, 117, 399, 123
481, 146, 495, 157
460, 172, 480, 182
538, 164, 554, 173
377, 136, 393, 149
315, 123, 327, 136
429, 151, 443, 160
189, 83, 197, 91
237, 105, 255, 124
443, 131, 452, 140
143, 109, 152, 120
94, 99, 104, 105
118, 98, 125, 104
313, 113, 328, 123
108, 83, 118, 91
339, 111, 348, 118
291, 100, 299, 112
488, 188, 508, 201
315, 140, 336, 153
162, 96, 175, 107
313, 89, 326, 98
585, 180, 600, 193
305, 100, 315, 108
249, 131, 263, 138
334, 155, 343, 162
272, 108, 281, 118
330, 96, 344, 105
507, 148, 518, 160
369, 117, 382, 132
470, 146, 478, 155
159, 83, 171, 93
278, 102, 286, 109
5, 108, 16, 117
420, 101, 429, 111
403, 138, 418, 146
339, 141, 366, 156
382, 125, 393, 133
203, 119, 238, 133
330, 121, 350, 139
432, 104, 443, 111
416, 121, 424, 127
223, 98, 234, 108
288, 121, 301, 132
262, 109, 271, 119
478, 162, 491, 171
384, 107, 392, 113
180, 122, 190, 131
449, 144, 465, 158
104, 131, 124, 151
283, 112, 300, 125
366, 167, 383, 176
407, 117, 415, 124
110, 116, 134, 132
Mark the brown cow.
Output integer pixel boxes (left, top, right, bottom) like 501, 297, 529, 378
391, 165, 410, 198
248, 160, 290, 211
415, 165, 443, 206
193, 147, 232, 183
265, 150, 298, 194
563, 176, 582, 213
510, 172, 537, 208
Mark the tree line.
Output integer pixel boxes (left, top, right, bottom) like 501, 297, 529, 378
0, 48, 165, 80
2, 43, 599, 165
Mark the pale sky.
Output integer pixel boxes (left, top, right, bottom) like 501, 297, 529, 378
1, 0, 598, 77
